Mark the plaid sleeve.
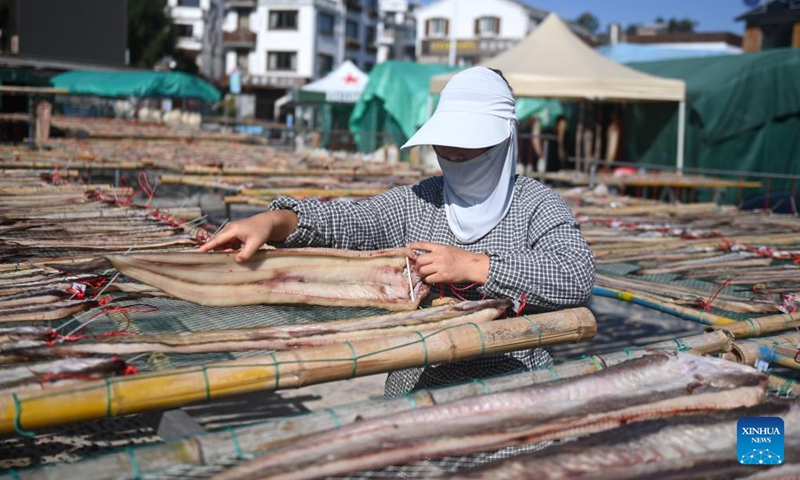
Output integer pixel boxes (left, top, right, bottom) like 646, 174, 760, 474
265, 186, 410, 250
482, 193, 595, 313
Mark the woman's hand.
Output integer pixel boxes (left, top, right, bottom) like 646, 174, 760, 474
198, 210, 298, 263
408, 241, 489, 285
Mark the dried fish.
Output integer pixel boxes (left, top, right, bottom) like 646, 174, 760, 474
0, 298, 99, 323
107, 248, 429, 310
213, 352, 765, 480
451, 402, 800, 479
0, 357, 127, 392
14, 300, 511, 357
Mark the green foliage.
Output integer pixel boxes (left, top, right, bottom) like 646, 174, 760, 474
575, 11, 600, 34
667, 17, 696, 33
128, 0, 177, 68
0, 0, 10, 53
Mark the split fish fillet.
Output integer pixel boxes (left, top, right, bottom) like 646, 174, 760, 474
107, 248, 429, 311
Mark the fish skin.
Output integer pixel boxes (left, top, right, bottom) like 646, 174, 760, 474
211, 352, 766, 480
450, 402, 800, 480
107, 248, 429, 310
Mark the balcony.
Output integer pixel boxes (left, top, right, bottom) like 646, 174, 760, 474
223, 29, 256, 48
224, 0, 256, 8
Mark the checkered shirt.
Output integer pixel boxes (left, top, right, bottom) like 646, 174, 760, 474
267, 175, 595, 395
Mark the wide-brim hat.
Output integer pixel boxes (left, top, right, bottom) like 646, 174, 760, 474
401, 67, 516, 150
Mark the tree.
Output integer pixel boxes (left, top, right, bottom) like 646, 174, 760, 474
668, 17, 697, 33
0, 0, 10, 54
128, 0, 178, 68
575, 11, 600, 34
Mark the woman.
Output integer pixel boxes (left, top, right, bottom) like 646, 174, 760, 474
199, 66, 595, 396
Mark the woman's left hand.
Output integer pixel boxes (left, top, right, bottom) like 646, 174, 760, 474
408, 242, 490, 285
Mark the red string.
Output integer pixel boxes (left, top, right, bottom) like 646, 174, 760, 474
47, 303, 157, 344
695, 279, 732, 311
517, 292, 527, 314
445, 283, 486, 301
138, 171, 156, 206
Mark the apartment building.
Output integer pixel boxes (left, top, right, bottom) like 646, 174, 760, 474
415, 0, 590, 66
168, 0, 208, 66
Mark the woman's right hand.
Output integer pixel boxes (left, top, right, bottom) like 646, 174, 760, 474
197, 210, 298, 263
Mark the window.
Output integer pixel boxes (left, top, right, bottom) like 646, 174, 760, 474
178, 0, 200, 7
175, 24, 194, 38
365, 26, 376, 44
317, 53, 334, 77
237, 50, 249, 74
346, 20, 359, 40
475, 16, 500, 37
238, 12, 250, 31
318, 12, 335, 36
269, 10, 298, 30
267, 51, 297, 71
364, 61, 374, 72
426, 18, 449, 38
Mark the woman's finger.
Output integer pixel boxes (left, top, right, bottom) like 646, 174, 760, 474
233, 238, 262, 263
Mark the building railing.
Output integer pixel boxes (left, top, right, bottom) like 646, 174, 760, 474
222, 29, 256, 46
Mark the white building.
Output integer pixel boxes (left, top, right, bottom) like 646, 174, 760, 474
168, 0, 209, 66
376, 0, 418, 63
169, 0, 419, 120
415, 0, 591, 66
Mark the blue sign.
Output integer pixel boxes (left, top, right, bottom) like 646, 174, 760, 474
230, 69, 241, 94
738, 417, 784, 465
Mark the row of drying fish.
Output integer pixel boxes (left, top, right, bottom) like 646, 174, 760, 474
561, 192, 800, 314
211, 352, 768, 480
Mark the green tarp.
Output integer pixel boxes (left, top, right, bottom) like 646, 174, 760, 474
626, 49, 800, 194
51, 70, 220, 102
0, 68, 52, 87
349, 61, 460, 152
349, 61, 562, 153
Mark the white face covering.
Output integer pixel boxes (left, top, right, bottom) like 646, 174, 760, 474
437, 119, 518, 244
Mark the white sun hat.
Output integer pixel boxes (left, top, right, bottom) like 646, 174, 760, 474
401, 66, 516, 150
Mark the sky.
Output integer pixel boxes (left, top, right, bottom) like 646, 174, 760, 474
416, 0, 753, 35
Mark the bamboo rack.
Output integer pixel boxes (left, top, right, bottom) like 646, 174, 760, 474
0, 308, 596, 435
711, 311, 800, 338
593, 286, 737, 325
6, 330, 734, 480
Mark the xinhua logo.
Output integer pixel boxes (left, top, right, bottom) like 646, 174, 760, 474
737, 417, 784, 465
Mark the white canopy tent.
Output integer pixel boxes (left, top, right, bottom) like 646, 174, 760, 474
299, 59, 369, 103
274, 60, 369, 119
430, 14, 689, 171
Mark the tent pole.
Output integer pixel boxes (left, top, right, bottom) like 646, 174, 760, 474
677, 100, 686, 175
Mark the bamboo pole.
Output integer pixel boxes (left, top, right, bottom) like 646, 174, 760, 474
591, 232, 800, 259
730, 332, 800, 366
240, 187, 390, 199
768, 374, 800, 397
573, 202, 721, 217
0, 308, 596, 435
179, 166, 422, 177
8, 329, 736, 480
711, 311, 800, 338
592, 286, 737, 325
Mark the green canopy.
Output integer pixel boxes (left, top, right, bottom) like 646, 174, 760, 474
51, 70, 220, 102
349, 61, 562, 152
349, 61, 460, 152
626, 49, 800, 194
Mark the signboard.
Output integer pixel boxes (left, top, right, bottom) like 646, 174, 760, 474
229, 69, 242, 94
422, 39, 518, 56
